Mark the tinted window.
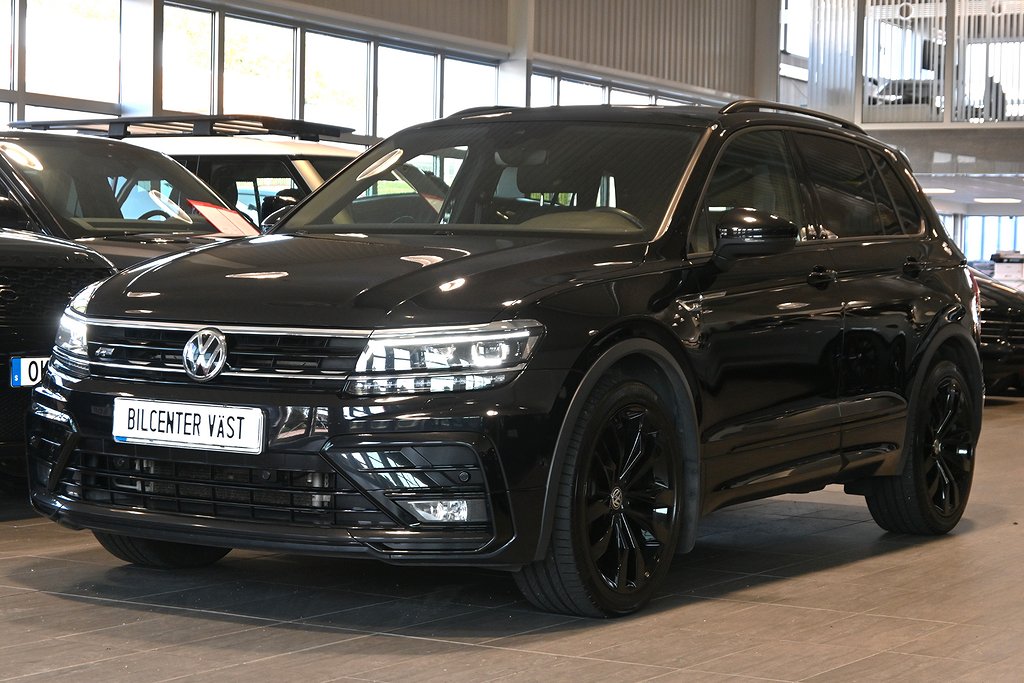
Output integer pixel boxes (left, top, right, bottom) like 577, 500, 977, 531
793, 133, 893, 239
197, 158, 299, 224
307, 156, 351, 183
870, 150, 925, 234
283, 122, 701, 238
690, 130, 806, 253
1, 136, 230, 237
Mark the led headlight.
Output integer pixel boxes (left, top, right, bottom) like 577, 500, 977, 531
347, 320, 544, 395
53, 280, 103, 367
54, 312, 88, 358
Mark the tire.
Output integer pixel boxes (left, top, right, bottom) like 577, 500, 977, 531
93, 531, 230, 569
865, 359, 978, 535
515, 373, 686, 617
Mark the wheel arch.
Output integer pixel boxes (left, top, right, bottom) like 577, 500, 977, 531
893, 319, 983, 474
531, 330, 702, 562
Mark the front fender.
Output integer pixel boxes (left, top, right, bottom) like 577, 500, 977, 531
531, 338, 701, 561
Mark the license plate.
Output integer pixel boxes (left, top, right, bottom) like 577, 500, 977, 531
112, 398, 264, 454
10, 356, 49, 388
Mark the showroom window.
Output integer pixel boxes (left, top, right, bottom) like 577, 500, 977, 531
223, 16, 295, 119
162, 5, 214, 114
442, 57, 497, 117
559, 79, 605, 105
531, 74, 556, 106
0, 0, 11, 91
530, 71, 690, 107
963, 216, 1024, 262
25, 0, 120, 102
610, 88, 652, 104
376, 46, 437, 136
23, 106, 114, 120
304, 32, 370, 133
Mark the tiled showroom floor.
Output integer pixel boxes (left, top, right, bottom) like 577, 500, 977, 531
3, 395, 1024, 682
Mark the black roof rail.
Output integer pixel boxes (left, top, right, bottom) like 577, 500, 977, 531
719, 100, 865, 134
446, 105, 522, 119
9, 114, 379, 146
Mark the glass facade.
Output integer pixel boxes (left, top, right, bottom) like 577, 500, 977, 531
962, 215, 1024, 262
162, 5, 214, 114
25, 0, 120, 102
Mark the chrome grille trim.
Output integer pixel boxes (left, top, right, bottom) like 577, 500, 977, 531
88, 361, 349, 381
81, 315, 372, 338
80, 317, 369, 386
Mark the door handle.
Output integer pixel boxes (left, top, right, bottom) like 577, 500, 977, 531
807, 266, 838, 288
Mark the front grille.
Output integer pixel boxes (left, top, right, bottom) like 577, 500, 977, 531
86, 322, 368, 390
0, 267, 111, 323
980, 318, 1024, 346
56, 439, 400, 530
0, 382, 30, 441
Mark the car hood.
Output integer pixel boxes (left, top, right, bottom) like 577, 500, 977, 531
86, 232, 648, 328
0, 229, 112, 268
73, 233, 229, 270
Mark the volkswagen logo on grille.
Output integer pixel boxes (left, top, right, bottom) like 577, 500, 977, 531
182, 328, 228, 382
0, 285, 16, 306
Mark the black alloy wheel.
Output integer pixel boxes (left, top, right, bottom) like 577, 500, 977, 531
577, 401, 676, 597
920, 371, 974, 519
865, 359, 978, 535
515, 373, 685, 617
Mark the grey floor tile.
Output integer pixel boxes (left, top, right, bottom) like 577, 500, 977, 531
2, 393, 1024, 681
688, 639, 877, 680
801, 651, 985, 681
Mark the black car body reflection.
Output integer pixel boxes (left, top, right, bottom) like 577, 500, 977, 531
27, 102, 984, 617
0, 229, 113, 479
975, 271, 1024, 392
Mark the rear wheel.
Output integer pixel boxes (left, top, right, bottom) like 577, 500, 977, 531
93, 531, 230, 568
515, 373, 685, 617
865, 359, 977, 534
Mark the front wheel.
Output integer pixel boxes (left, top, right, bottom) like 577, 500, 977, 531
515, 373, 685, 617
865, 359, 978, 535
93, 531, 230, 568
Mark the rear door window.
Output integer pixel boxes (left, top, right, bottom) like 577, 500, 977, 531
792, 133, 906, 239
869, 150, 925, 235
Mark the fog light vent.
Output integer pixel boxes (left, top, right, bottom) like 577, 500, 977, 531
397, 498, 487, 523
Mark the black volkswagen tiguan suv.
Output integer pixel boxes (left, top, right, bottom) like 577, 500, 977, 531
27, 102, 984, 617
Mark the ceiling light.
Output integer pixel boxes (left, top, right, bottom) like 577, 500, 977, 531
922, 187, 955, 194
974, 197, 1023, 204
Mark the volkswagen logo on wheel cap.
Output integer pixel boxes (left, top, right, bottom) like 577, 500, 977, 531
183, 328, 228, 382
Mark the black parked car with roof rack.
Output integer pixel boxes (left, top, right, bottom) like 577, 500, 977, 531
27, 101, 984, 617
1, 229, 113, 482
0, 130, 254, 269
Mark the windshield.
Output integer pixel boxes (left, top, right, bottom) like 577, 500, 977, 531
281, 121, 701, 239
0, 135, 244, 238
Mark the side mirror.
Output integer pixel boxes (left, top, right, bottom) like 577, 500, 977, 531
712, 207, 799, 265
0, 195, 32, 229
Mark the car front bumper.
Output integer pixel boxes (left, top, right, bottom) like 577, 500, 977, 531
27, 366, 572, 568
